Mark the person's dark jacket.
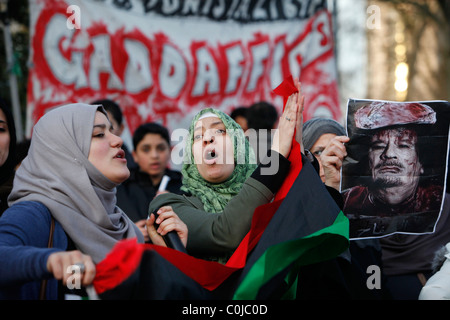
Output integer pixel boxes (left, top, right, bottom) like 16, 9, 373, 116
295, 150, 389, 300
117, 168, 183, 222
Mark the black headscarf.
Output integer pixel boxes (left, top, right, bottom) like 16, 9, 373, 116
0, 98, 17, 215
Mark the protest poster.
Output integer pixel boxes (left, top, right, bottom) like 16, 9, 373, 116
27, 0, 340, 144
341, 99, 450, 239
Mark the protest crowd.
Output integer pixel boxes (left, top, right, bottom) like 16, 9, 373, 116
0, 0, 449, 303
0, 85, 449, 301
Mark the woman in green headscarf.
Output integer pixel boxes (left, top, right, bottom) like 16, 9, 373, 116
181, 107, 258, 213
149, 81, 304, 263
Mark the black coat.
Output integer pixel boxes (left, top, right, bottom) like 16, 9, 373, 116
117, 168, 183, 222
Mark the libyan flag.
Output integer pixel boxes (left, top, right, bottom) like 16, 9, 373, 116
91, 77, 349, 300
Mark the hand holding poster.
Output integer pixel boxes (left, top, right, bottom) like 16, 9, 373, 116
341, 99, 450, 239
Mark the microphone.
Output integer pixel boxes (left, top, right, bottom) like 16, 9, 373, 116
150, 207, 187, 253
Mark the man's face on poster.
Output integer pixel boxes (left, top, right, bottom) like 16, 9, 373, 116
369, 127, 424, 194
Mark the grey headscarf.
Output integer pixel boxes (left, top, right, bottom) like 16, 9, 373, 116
8, 103, 144, 263
302, 118, 346, 151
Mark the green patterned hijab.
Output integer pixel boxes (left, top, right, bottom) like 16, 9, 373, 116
181, 108, 257, 213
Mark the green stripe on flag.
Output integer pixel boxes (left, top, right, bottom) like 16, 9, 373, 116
233, 211, 349, 300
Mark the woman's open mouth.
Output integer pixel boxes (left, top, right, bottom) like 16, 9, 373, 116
114, 150, 126, 162
204, 149, 218, 165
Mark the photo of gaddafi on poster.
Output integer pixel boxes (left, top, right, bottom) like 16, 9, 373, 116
341, 99, 450, 239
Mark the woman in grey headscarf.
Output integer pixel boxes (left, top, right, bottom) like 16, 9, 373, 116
0, 103, 186, 300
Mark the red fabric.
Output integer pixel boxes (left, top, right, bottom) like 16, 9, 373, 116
93, 238, 240, 293
93, 238, 145, 294
93, 75, 302, 294
275, 142, 302, 201
272, 75, 298, 99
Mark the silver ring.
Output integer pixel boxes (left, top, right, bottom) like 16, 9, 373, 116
285, 116, 291, 121
74, 262, 86, 273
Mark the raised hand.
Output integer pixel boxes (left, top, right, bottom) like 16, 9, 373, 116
271, 77, 304, 158
293, 78, 305, 153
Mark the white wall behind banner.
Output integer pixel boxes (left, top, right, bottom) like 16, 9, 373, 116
27, 0, 341, 143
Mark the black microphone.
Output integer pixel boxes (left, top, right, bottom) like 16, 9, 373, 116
151, 210, 187, 253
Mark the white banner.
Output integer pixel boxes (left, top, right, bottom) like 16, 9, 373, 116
28, 0, 340, 138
